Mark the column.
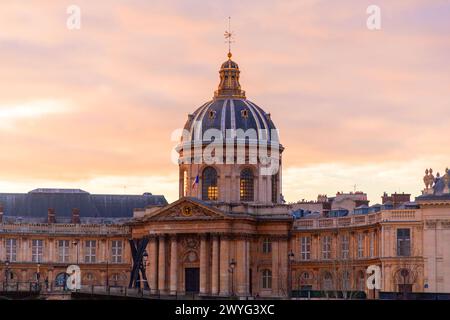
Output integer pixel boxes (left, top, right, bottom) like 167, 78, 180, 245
48, 269, 54, 291
246, 240, 251, 295
219, 235, 230, 296
236, 237, 249, 296
169, 235, 178, 295
148, 237, 158, 293
211, 235, 220, 295
158, 235, 167, 293
49, 239, 54, 263
271, 239, 279, 295
200, 235, 208, 295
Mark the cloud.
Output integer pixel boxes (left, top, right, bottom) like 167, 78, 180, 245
0, 1, 448, 202
0, 99, 72, 130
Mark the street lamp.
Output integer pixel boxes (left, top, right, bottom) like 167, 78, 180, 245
142, 250, 148, 290
5, 260, 10, 290
106, 260, 109, 289
288, 250, 295, 298
37, 263, 41, 281
229, 259, 236, 297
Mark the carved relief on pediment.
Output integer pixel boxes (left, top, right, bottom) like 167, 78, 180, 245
155, 202, 220, 220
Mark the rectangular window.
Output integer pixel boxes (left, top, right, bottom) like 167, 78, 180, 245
85, 240, 96, 263
341, 235, 349, 259
397, 229, 411, 257
262, 238, 272, 254
6, 238, 17, 262
58, 240, 70, 263
370, 232, 375, 258
300, 236, 311, 260
111, 240, 123, 263
207, 186, 218, 201
32, 239, 44, 263
357, 234, 364, 258
322, 236, 331, 260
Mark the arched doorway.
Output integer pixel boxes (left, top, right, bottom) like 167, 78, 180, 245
183, 250, 200, 293
394, 267, 417, 299
55, 272, 69, 290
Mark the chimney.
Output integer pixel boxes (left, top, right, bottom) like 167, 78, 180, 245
48, 208, 56, 224
0, 203, 4, 223
72, 208, 81, 224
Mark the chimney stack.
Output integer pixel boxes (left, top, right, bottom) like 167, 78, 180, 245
48, 208, 56, 224
0, 203, 4, 223
72, 208, 80, 224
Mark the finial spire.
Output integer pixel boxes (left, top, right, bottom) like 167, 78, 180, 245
224, 16, 234, 59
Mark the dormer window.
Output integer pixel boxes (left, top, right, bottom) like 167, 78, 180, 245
241, 109, 249, 119
209, 110, 216, 120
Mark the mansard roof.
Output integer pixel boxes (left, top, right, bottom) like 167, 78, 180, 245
0, 188, 167, 220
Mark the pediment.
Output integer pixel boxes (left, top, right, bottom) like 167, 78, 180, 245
142, 197, 226, 221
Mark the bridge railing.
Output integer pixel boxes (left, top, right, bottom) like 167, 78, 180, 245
0, 281, 42, 292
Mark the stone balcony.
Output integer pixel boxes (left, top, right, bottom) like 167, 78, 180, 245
294, 210, 421, 230
0, 222, 131, 236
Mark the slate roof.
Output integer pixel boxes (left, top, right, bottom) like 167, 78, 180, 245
0, 188, 167, 220
182, 98, 278, 144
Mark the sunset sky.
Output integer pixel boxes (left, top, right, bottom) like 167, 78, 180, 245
0, 0, 449, 204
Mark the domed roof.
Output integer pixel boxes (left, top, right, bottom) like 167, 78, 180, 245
182, 98, 277, 144
180, 52, 280, 146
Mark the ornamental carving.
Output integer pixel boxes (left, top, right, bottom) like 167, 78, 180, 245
184, 250, 199, 263
181, 237, 199, 250
425, 220, 437, 228
161, 203, 217, 219
423, 168, 435, 189
441, 220, 450, 229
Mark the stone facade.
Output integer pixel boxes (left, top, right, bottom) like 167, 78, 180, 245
0, 223, 131, 289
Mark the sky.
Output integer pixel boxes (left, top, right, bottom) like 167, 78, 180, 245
0, 0, 449, 204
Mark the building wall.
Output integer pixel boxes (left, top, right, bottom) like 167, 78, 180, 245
0, 223, 131, 288
420, 202, 450, 293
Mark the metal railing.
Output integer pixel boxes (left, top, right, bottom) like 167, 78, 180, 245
0, 281, 42, 293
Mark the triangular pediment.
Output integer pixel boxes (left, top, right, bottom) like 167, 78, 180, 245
142, 197, 227, 221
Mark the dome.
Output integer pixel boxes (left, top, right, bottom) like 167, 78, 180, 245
182, 98, 277, 144
181, 53, 279, 146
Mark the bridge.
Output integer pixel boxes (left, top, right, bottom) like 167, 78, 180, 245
0, 282, 207, 300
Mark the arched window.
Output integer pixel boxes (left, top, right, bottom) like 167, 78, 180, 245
202, 167, 218, 201
55, 272, 68, 287
85, 272, 95, 283
271, 173, 278, 203
262, 269, 272, 289
240, 168, 254, 201
110, 273, 122, 286
342, 271, 351, 290
357, 271, 365, 291
322, 271, 333, 291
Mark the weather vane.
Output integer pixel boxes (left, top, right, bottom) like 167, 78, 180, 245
224, 16, 234, 58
